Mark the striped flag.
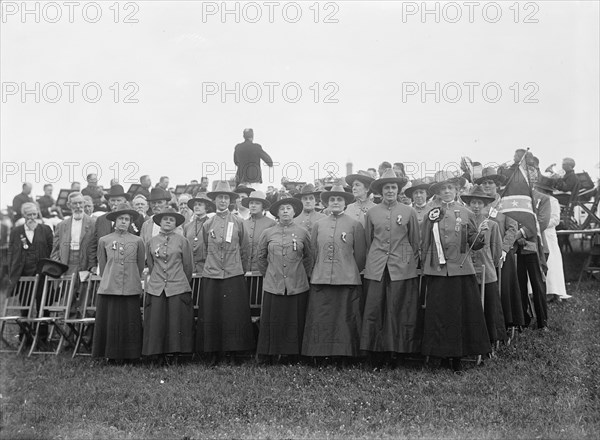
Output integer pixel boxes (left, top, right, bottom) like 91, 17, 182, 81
497, 161, 537, 236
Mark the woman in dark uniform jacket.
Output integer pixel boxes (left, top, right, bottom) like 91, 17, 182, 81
302, 184, 366, 363
93, 203, 145, 360
421, 171, 491, 371
257, 197, 312, 362
144, 207, 194, 360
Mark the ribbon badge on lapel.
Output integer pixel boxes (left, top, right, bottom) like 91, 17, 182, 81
341, 232, 347, 243
291, 233, 297, 251
454, 210, 462, 232
111, 241, 117, 250
396, 214, 403, 225
20, 234, 28, 250
428, 208, 446, 265
210, 229, 216, 239
132, 223, 139, 233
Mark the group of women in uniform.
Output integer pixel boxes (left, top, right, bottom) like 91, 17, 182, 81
91, 167, 523, 372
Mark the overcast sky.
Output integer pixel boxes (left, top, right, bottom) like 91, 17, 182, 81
1, 1, 598, 206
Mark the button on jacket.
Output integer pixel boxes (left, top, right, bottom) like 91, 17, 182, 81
294, 210, 326, 234
470, 216, 502, 284
364, 200, 420, 282
183, 216, 209, 274
421, 202, 484, 277
243, 214, 276, 272
202, 211, 248, 279
345, 199, 376, 228
412, 202, 433, 225
146, 231, 193, 297
257, 222, 312, 295
310, 213, 366, 285
97, 231, 145, 296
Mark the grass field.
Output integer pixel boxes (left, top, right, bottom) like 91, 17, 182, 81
1, 253, 599, 439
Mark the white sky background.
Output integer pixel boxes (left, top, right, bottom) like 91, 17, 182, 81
1, 0, 599, 206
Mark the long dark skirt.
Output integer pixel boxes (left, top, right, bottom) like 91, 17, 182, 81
257, 290, 308, 356
196, 276, 255, 353
302, 285, 362, 357
142, 291, 194, 356
92, 294, 142, 360
422, 275, 491, 358
480, 282, 508, 344
500, 249, 525, 327
360, 272, 422, 354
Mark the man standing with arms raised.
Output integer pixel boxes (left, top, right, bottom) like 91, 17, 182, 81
234, 128, 274, 191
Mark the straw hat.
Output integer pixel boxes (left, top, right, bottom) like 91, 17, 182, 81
207, 181, 238, 201
241, 190, 271, 209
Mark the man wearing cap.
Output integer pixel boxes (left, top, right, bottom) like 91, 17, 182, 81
360, 169, 422, 367
345, 171, 376, 228
293, 184, 326, 234
140, 188, 183, 245
404, 178, 433, 224
553, 157, 578, 194
183, 196, 215, 275
242, 191, 276, 275
234, 128, 274, 190
197, 181, 254, 364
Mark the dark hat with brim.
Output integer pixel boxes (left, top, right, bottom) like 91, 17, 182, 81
370, 169, 408, 195
147, 188, 172, 202
234, 186, 255, 196
187, 197, 216, 213
345, 171, 375, 189
404, 180, 432, 199
534, 175, 556, 193
293, 183, 322, 200
105, 184, 131, 201
460, 185, 496, 205
241, 191, 270, 209
153, 207, 185, 227
269, 197, 303, 218
36, 258, 69, 279
106, 203, 139, 223
430, 171, 467, 195
207, 181, 239, 202
474, 167, 507, 186
320, 184, 355, 208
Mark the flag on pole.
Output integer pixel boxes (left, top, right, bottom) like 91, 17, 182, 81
497, 160, 537, 237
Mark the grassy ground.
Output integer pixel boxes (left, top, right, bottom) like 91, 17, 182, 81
1, 253, 598, 439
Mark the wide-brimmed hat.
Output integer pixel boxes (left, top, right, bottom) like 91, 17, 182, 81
207, 181, 238, 201
460, 185, 496, 205
106, 203, 139, 222
241, 190, 271, 209
105, 184, 130, 201
370, 169, 408, 194
187, 196, 216, 213
234, 185, 255, 196
535, 175, 556, 193
269, 197, 303, 218
36, 258, 69, 278
147, 187, 172, 202
404, 178, 432, 199
153, 207, 185, 227
293, 183, 322, 200
474, 167, 507, 186
430, 170, 467, 194
320, 184, 355, 207
345, 170, 375, 189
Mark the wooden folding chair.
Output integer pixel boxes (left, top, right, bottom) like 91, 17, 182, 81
246, 271, 264, 323
22, 273, 77, 356
64, 274, 101, 357
0, 275, 39, 354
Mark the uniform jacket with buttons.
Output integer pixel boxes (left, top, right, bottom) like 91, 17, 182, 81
421, 202, 484, 277
201, 211, 248, 279
310, 212, 366, 285
140, 216, 183, 247
257, 222, 312, 295
471, 215, 502, 284
294, 210, 326, 235
485, 197, 518, 253
345, 199, 376, 228
364, 200, 420, 282
146, 231, 193, 296
97, 231, 145, 296
243, 214, 276, 272
183, 215, 210, 274
412, 202, 433, 225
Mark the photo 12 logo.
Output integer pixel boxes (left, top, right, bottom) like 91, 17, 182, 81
0, 1, 140, 23
401, 82, 540, 104
201, 81, 340, 104
201, 1, 339, 24
400, 1, 539, 24
1, 82, 140, 103
1, 161, 141, 184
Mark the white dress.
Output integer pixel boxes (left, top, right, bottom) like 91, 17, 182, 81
544, 197, 570, 298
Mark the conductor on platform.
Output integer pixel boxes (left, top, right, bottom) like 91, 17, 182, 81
234, 128, 274, 188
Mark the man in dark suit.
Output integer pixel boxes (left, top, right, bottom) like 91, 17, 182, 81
234, 128, 273, 188
12, 182, 34, 223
